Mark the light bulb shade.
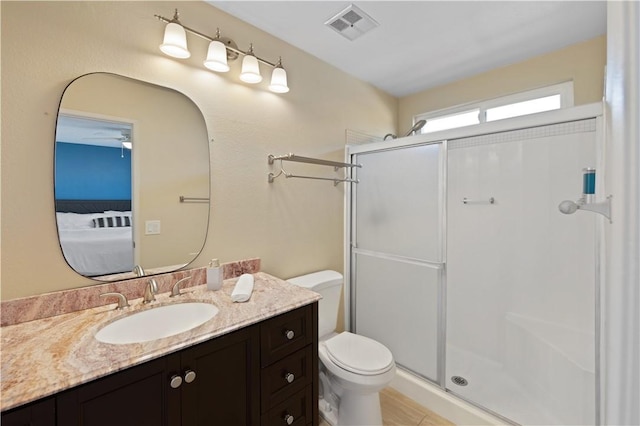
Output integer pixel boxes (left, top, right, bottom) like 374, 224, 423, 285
239, 54, 262, 83
269, 67, 289, 93
159, 22, 190, 59
204, 40, 229, 72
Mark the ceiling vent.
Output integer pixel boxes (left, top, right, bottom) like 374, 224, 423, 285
325, 4, 379, 41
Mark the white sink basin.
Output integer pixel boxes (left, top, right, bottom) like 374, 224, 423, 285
95, 302, 219, 345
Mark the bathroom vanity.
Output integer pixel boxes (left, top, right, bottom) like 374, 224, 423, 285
1, 273, 320, 426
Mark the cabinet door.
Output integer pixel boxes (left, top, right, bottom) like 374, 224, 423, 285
180, 326, 260, 426
57, 355, 180, 426
1, 397, 55, 426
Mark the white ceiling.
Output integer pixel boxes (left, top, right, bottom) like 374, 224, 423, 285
56, 115, 132, 148
209, 1, 607, 97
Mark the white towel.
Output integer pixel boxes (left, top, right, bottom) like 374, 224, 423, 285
231, 274, 254, 302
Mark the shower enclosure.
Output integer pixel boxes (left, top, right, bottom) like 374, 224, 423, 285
345, 104, 603, 425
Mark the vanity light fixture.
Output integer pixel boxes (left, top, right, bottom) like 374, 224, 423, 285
239, 44, 262, 84
203, 29, 230, 72
159, 9, 191, 59
155, 9, 290, 93
269, 58, 289, 94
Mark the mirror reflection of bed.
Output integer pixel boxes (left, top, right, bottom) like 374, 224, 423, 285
55, 200, 134, 277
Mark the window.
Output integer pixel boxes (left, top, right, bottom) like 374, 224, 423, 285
421, 109, 480, 133
485, 94, 561, 122
415, 82, 573, 134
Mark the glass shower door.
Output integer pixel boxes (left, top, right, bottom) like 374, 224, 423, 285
351, 142, 444, 382
445, 120, 598, 425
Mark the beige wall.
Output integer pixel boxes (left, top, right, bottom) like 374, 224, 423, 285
399, 35, 606, 130
1, 1, 397, 300
0, 2, 605, 302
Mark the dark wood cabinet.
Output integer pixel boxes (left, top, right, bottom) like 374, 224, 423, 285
56, 326, 259, 426
261, 386, 312, 426
179, 326, 260, 426
0, 397, 55, 426
56, 355, 175, 426
1, 303, 317, 426
259, 302, 318, 426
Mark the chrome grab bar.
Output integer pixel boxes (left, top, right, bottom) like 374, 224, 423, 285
179, 196, 210, 203
463, 197, 495, 205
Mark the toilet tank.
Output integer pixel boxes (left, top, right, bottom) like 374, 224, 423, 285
286, 270, 343, 338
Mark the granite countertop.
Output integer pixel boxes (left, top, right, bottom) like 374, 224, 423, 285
0, 272, 321, 412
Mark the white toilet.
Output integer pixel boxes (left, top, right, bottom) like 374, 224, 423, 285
287, 270, 395, 426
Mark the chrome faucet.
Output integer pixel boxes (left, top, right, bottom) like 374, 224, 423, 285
170, 276, 192, 297
143, 279, 158, 304
100, 292, 130, 310
133, 265, 146, 277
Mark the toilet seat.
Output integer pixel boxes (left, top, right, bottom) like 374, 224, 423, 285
324, 332, 394, 376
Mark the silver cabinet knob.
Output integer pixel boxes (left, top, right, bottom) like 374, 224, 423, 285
284, 329, 295, 340
284, 414, 294, 425
284, 372, 295, 383
170, 375, 183, 389
184, 370, 197, 384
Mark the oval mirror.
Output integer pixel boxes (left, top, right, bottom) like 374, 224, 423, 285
54, 73, 210, 281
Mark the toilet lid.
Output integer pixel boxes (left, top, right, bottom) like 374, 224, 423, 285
325, 332, 394, 375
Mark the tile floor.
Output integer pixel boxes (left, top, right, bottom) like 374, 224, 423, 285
319, 387, 455, 426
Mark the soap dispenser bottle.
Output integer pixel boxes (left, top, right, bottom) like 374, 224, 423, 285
207, 259, 223, 291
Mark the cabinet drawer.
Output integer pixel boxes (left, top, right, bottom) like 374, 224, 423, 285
261, 305, 313, 367
261, 346, 313, 410
261, 385, 312, 426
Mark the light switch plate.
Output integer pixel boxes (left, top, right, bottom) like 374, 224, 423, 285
145, 220, 161, 235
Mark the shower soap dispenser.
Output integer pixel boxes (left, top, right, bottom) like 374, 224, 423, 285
558, 167, 612, 223
206, 259, 223, 291
582, 168, 596, 203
